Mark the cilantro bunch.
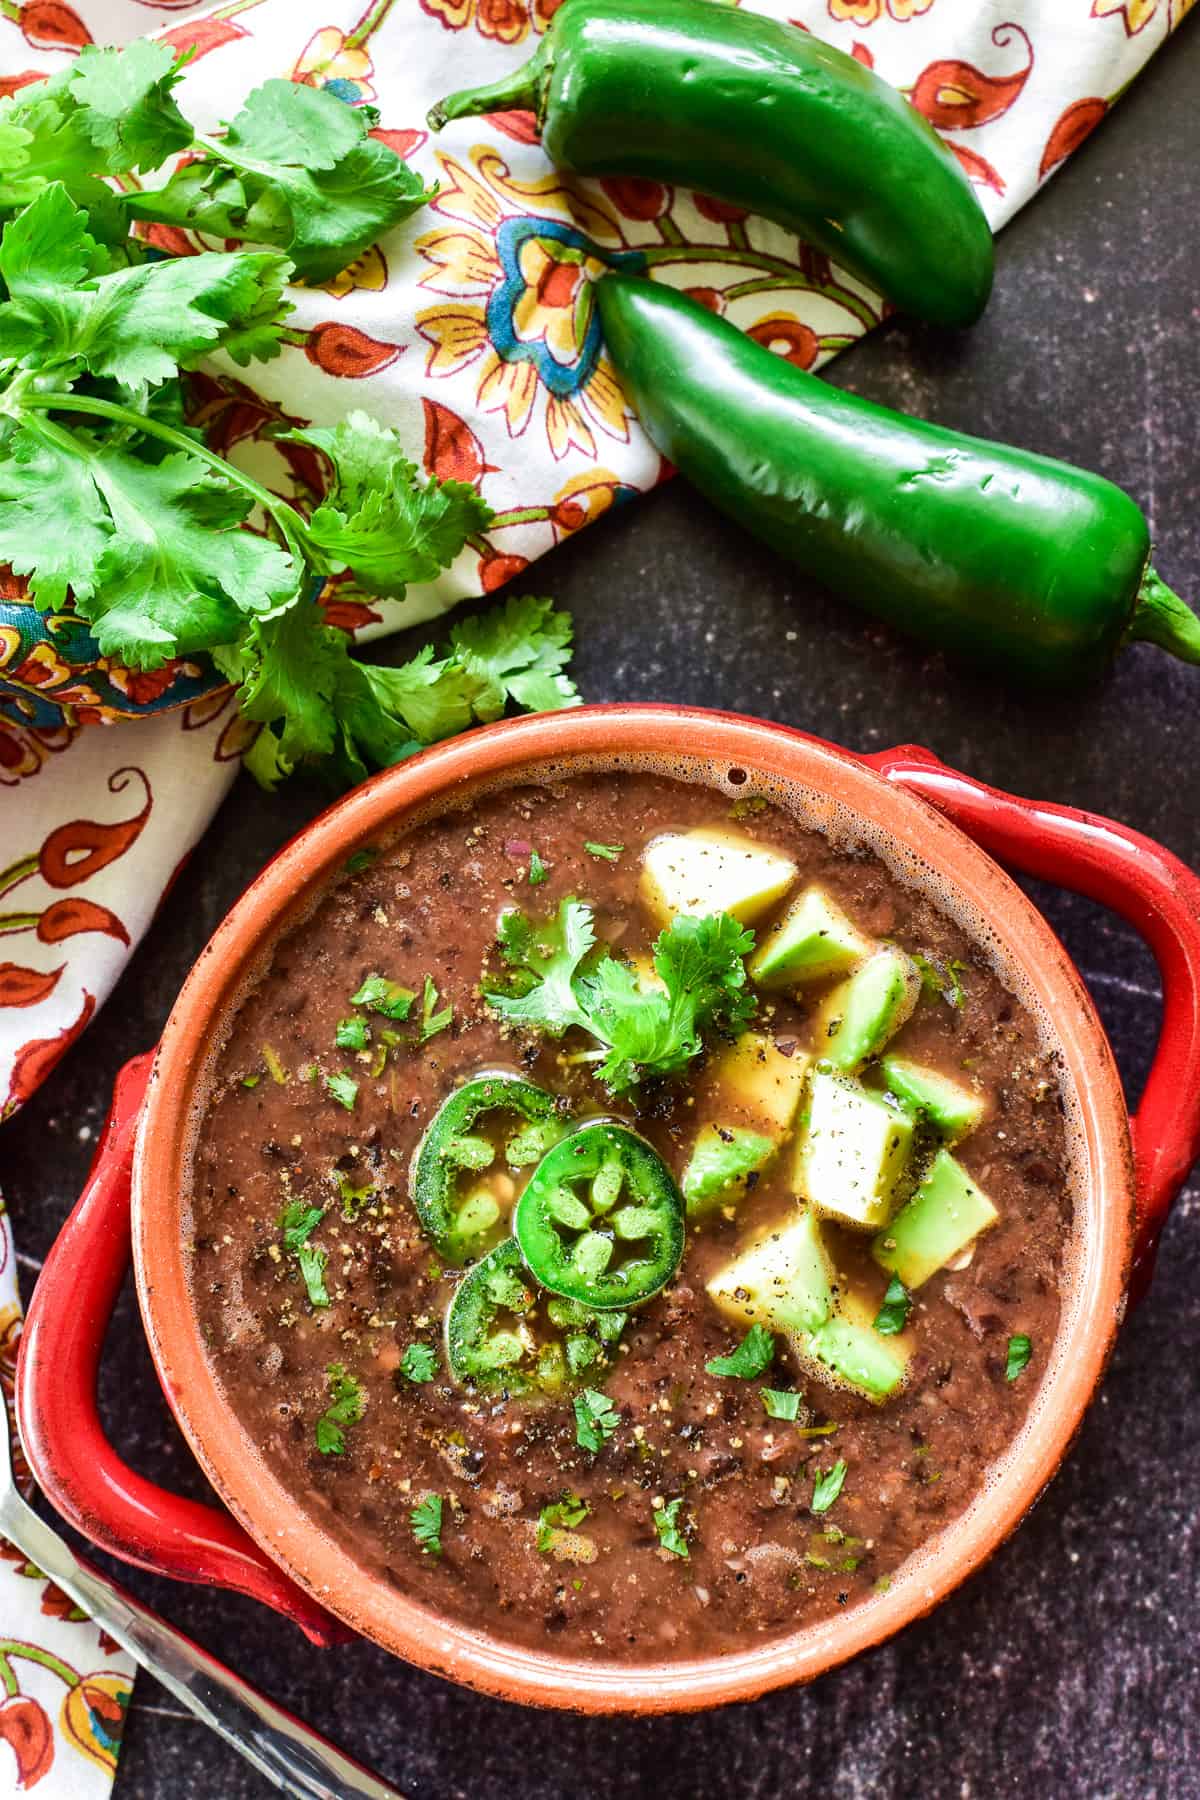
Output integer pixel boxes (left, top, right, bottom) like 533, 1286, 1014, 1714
0, 44, 580, 786
486, 898, 756, 1093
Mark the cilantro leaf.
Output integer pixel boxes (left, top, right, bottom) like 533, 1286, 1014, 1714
334, 1172, 374, 1219
536, 1492, 589, 1551
315, 1362, 364, 1454
296, 1244, 329, 1309
419, 976, 453, 1043
486, 903, 755, 1094
350, 974, 415, 1020
336, 1016, 369, 1051
287, 411, 491, 595
528, 850, 548, 886
0, 425, 112, 612
584, 842, 623, 861
761, 1388, 801, 1421
324, 1071, 359, 1112
448, 594, 581, 718
411, 1492, 444, 1558
279, 1201, 324, 1252
133, 82, 436, 285
652, 1497, 690, 1559
486, 899, 597, 1037
67, 40, 192, 174
574, 1388, 619, 1453
399, 1342, 438, 1384
873, 1275, 911, 1336
811, 1460, 848, 1515
1005, 1333, 1032, 1382
706, 1324, 776, 1380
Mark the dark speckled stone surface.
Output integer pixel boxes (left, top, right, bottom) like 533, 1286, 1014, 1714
5, 27, 1200, 1799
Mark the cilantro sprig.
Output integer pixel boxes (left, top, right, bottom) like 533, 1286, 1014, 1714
315, 1363, 364, 1455
574, 1388, 619, 1453
653, 1497, 690, 1559
411, 1492, 444, 1558
486, 899, 755, 1094
0, 47, 581, 788
705, 1324, 775, 1380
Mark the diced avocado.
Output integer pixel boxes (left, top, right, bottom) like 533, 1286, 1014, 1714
683, 1124, 777, 1218
748, 885, 872, 989
802, 1302, 909, 1402
881, 1055, 986, 1141
817, 946, 921, 1071
713, 1031, 810, 1136
872, 1148, 999, 1289
706, 1206, 834, 1336
796, 1069, 915, 1231
640, 827, 796, 927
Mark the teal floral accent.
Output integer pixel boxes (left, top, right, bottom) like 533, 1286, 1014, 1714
485, 218, 645, 399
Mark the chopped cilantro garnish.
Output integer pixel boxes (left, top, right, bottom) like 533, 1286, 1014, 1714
486, 899, 756, 1095
873, 1275, 911, 1336
729, 796, 768, 820
399, 1342, 438, 1384
410, 1492, 443, 1558
761, 1388, 801, 1421
706, 1323, 775, 1380
334, 1172, 374, 1219
811, 1460, 848, 1515
240, 1073, 260, 1089
324, 1070, 359, 1112
261, 1045, 288, 1085
314, 1363, 364, 1454
369, 1028, 404, 1078
345, 849, 377, 875
419, 975, 453, 1042
574, 1389, 619, 1453
1006, 1333, 1032, 1382
336, 1017, 370, 1051
912, 951, 967, 1010
296, 1244, 329, 1308
536, 1492, 589, 1551
280, 1201, 324, 1251
349, 975, 414, 1020
528, 849, 548, 886
653, 1497, 690, 1559
279, 1203, 329, 1307
584, 842, 624, 861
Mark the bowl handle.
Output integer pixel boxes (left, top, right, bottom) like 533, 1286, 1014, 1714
863, 744, 1200, 1296
15, 1052, 350, 1645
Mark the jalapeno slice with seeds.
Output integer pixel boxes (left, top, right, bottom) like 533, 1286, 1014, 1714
445, 1238, 625, 1395
411, 1072, 568, 1264
514, 1121, 684, 1310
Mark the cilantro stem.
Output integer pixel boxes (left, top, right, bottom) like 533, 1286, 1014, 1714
18, 389, 311, 560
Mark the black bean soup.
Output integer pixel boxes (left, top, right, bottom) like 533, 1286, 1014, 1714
187, 770, 1073, 1661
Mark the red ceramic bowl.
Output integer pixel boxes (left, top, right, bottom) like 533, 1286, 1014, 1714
18, 707, 1200, 1711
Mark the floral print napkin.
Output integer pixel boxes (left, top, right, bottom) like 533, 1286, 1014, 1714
0, 0, 1190, 1790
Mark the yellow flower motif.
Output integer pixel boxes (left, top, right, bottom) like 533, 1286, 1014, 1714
0, 625, 21, 668
1093, 0, 1193, 26
414, 147, 638, 460
292, 27, 376, 103
320, 243, 389, 300
828, 0, 934, 20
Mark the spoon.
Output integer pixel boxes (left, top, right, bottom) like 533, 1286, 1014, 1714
0, 1406, 406, 1798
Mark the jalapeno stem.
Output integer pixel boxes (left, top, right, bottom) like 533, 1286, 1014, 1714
427, 42, 549, 133
1127, 566, 1200, 666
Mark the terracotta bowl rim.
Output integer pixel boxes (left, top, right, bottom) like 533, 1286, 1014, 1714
132, 704, 1133, 1713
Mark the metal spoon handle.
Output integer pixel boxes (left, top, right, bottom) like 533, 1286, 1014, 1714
5, 1489, 404, 1799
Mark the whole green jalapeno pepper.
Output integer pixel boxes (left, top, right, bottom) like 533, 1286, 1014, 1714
594, 274, 1200, 683
428, 0, 994, 331
410, 1071, 568, 1265
514, 1120, 685, 1311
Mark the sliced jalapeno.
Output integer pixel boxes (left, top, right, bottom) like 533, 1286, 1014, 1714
445, 1238, 625, 1396
411, 1072, 568, 1264
514, 1121, 684, 1311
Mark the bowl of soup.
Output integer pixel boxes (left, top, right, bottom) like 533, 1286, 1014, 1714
19, 705, 1200, 1711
